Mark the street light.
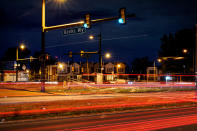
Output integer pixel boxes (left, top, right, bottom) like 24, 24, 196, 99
41, 0, 67, 92
182, 49, 188, 54
157, 58, 162, 63
54, 0, 67, 3
89, 33, 102, 73
16, 43, 26, 82
58, 63, 64, 70
89, 35, 94, 40
105, 53, 111, 59
116, 64, 121, 79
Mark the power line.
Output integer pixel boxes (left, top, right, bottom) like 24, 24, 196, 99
46, 34, 148, 49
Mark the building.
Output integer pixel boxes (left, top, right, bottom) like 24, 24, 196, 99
0, 61, 29, 82
45, 61, 127, 82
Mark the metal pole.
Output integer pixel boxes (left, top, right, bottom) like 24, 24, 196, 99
86, 56, 89, 80
195, 24, 197, 98
16, 47, 18, 82
98, 33, 102, 73
41, 0, 46, 92
154, 61, 156, 81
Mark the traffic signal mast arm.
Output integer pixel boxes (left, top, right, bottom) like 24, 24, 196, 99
44, 13, 136, 32
17, 56, 38, 61
65, 51, 98, 56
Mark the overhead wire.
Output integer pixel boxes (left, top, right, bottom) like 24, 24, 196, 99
46, 34, 149, 49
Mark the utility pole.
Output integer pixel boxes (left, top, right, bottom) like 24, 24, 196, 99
16, 47, 18, 82
98, 33, 102, 73
41, 0, 46, 92
41, 4, 135, 90
195, 24, 197, 98
154, 61, 156, 81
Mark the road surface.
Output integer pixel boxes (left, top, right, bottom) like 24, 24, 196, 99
0, 91, 196, 104
1, 106, 197, 131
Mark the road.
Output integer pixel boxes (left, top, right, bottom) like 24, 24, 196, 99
1, 106, 197, 131
0, 91, 196, 104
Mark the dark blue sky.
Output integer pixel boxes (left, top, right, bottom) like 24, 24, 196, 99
1, 0, 197, 63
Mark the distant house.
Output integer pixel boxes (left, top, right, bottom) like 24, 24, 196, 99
45, 61, 128, 82
81, 62, 94, 74
93, 63, 99, 73
2, 70, 29, 82
46, 65, 58, 81
104, 62, 115, 74
104, 62, 115, 81
116, 63, 126, 74
146, 66, 160, 81
0, 61, 29, 82
70, 62, 80, 74
2, 70, 16, 82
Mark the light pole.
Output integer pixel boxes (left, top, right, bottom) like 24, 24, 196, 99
116, 64, 121, 79
41, 0, 69, 92
16, 44, 25, 82
105, 53, 111, 59
195, 24, 197, 98
41, 2, 135, 88
89, 33, 102, 73
41, 0, 46, 92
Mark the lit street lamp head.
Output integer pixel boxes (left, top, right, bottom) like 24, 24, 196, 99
54, 0, 67, 3
105, 53, 111, 59
117, 64, 121, 68
58, 63, 64, 70
157, 58, 162, 63
182, 49, 188, 54
89, 35, 94, 40
19, 44, 25, 50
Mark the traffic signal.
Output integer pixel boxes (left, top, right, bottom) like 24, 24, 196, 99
84, 14, 91, 28
118, 8, 126, 24
69, 51, 72, 58
46, 54, 49, 60
80, 50, 84, 57
30, 56, 33, 62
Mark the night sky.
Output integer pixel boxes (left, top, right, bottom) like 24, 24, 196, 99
1, 0, 197, 64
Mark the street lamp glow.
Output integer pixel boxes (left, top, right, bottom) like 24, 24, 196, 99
105, 53, 111, 59
26, 69, 30, 73
89, 35, 94, 40
183, 49, 188, 54
20, 44, 25, 50
58, 63, 63, 70
157, 58, 162, 63
56, 0, 67, 3
53, 0, 67, 4
117, 64, 121, 68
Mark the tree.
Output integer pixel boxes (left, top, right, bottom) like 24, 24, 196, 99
1, 47, 31, 61
158, 29, 195, 74
29, 51, 57, 80
131, 56, 152, 74
0, 47, 31, 71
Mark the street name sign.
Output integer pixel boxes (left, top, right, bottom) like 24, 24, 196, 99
63, 27, 86, 35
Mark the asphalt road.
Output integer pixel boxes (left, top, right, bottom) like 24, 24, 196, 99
0, 91, 195, 104
1, 106, 197, 131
